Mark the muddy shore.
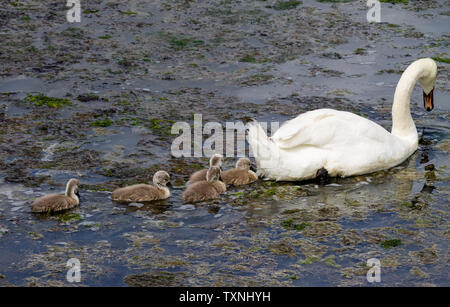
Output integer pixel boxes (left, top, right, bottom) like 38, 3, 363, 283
0, 0, 449, 286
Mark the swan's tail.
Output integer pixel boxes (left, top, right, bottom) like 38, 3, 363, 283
247, 121, 280, 176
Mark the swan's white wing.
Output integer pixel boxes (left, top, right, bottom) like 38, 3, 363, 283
271, 109, 392, 149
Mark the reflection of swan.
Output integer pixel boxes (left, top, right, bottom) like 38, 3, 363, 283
31, 179, 80, 213
248, 58, 437, 181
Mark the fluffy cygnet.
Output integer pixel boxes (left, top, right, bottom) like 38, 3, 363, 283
111, 171, 171, 202
182, 166, 226, 203
187, 153, 223, 185
220, 158, 257, 186
31, 178, 80, 213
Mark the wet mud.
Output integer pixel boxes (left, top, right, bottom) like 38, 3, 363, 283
0, 0, 449, 286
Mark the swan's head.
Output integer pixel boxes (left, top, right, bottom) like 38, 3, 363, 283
209, 153, 223, 168
153, 171, 171, 187
206, 166, 221, 182
418, 58, 437, 111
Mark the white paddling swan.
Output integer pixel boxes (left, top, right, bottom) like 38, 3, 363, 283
248, 58, 437, 181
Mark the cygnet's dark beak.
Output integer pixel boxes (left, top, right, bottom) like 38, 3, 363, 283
75, 190, 81, 200
250, 165, 257, 172
166, 181, 173, 187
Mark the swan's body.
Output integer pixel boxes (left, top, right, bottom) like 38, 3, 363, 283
31, 179, 80, 213
248, 58, 437, 181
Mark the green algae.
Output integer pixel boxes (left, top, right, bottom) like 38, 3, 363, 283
281, 219, 311, 231
240, 54, 258, 63
353, 48, 367, 55
83, 9, 99, 14
316, 0, 355, 2
160, 32, 204, 51
299, 256, 320, 264
91, 118, 113, 127
380, 0, 408, 4
322, 255, 340, 268
57, 213, 82, 223
26, 94, 71, 108
119, 11, 138, 16
432, 57, 450, 64
273, 1, 302, 10
380, 239, 402, 249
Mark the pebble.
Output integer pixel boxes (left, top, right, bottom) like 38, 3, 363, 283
129, 203, 144, 208
178, 204, 195, 210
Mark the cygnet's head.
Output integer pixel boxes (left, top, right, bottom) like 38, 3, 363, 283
210, 153, 223, 168
235, 158, 252, 170
153, 171, 171, 187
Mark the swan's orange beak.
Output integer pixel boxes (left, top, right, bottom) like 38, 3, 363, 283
423, 89, 434, 112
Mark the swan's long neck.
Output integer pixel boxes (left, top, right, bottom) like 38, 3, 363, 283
391, 61, 427, 139
155, 183, 166, 190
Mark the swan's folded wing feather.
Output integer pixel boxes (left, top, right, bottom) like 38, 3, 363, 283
112, 184, 157, 201
31, 194, 77, 213
272, 109, 391, 149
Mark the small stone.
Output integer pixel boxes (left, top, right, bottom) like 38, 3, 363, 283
424, 164, 435, 171
179, 204, 195, 210
129, 203, 144, 208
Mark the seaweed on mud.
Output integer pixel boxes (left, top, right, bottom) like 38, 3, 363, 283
268, 239, 297, 257
159, 32, 205, 51
0, 0, 448, 287
316, 0, 355, 2
56, 213, 83, 223
77, 94, 100, 102
353, 48, 367, 55
91, 118, 113, 127
272, 1, 302, 11
410, 246, 439, 264
124, 271, 186, 287
380, 0, 408, 4
280, 219, 311, 231
432, 57, 450, 64
26, 94, 71, 108
380, 239, 402, 249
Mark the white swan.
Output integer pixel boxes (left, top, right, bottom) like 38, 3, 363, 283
248, 58, 437, 181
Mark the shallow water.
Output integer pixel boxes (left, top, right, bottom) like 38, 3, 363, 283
0, 0, 449, 286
